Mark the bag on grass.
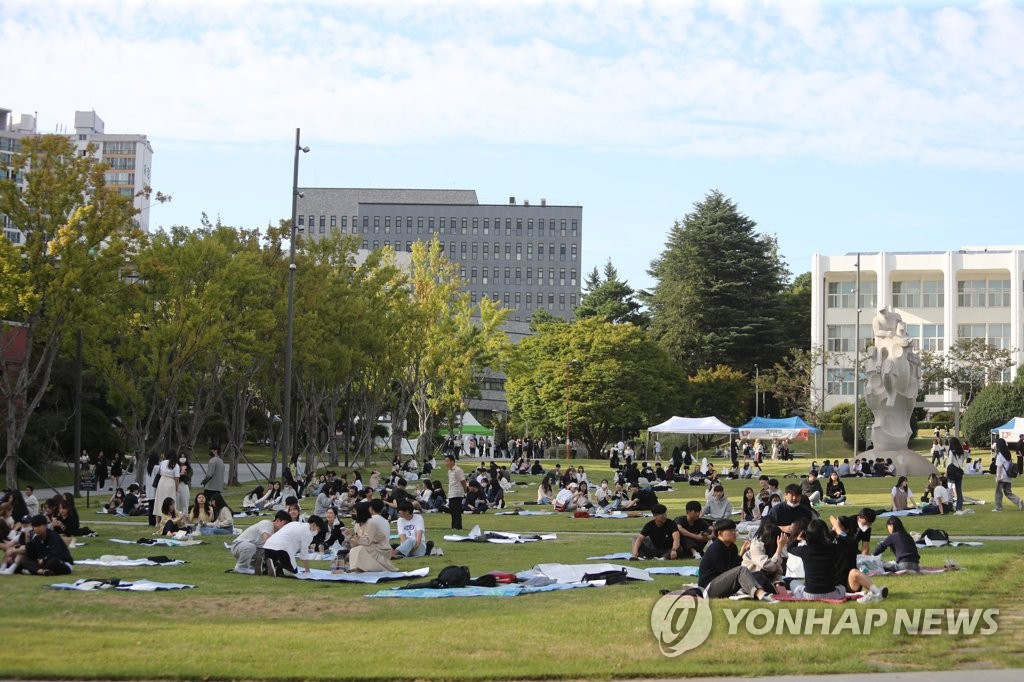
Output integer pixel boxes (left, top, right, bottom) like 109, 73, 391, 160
918, 528, 950, 546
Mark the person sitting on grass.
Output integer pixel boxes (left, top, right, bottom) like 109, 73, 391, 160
921, 475, 951, 515
823, 472, 847, 505
103, 488, 126, 514
1, 515, 73, 576
801, 470, 824, 506
122, 484, 145, 516
872, 517, 921, 573
702, 484, 734, 521
787, 518, 888, 602
697, 519, 776, 601
392, 500, 429, 559
620, 481, 658, 511
890, 476, 915, 511
188, 493, 214, 527
762, 484, 816, 534
830, 514, 889, 602
158, 498, 188, 537
631, 504, 681, 560
344, 500, 397, 572
741, 520, 787, 585
674, 501, 712, 558
261, 514, 325, 577
553, 482, 576, 512
463, 481, 489, 514
202, 494, 235, 535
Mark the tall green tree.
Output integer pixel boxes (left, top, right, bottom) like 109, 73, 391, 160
645, 190, 789, 375
506, 317, 681, 458
574, 259, 650, 327
922, 338, 1015, 408
779, 271, 812, 353
0, 135, 141, 488
684, 365, 750, 432
961, 376, 1024, 447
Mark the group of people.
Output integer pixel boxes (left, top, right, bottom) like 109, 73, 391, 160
0, 487, 98, 576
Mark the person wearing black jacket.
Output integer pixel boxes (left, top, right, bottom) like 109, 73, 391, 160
697, 519, 776, 601
872, 517, 921, 572
15, 515, 74, 576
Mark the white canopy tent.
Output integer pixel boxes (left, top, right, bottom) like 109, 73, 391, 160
992, 417, 1024, 442
646, 416, 734, 459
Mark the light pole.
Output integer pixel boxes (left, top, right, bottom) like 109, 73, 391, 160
564, 359, 579, 460
282, 128, 309, 471
754, 364, 759, 417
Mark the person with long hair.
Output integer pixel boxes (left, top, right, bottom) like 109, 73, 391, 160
742, 520, 787, 583
823, 471, 847, 505
188, 493, 213, 526
993, 437, 1023, 512
872, 517, 921, 572
344, 500, 397, 572
242, 486, 265, 510
202, 494, 234, 535
153, 451, 180, 526
891, 476, 914, 511
158, 498, 187, 536
740, 486, 760, 522
946, 436, 967, 511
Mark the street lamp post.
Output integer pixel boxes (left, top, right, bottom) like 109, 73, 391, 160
565, 359, 578, 461
282, 128, 309, 472
754, 364, 759, 417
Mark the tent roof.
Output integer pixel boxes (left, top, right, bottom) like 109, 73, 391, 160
992, 417, 1024, 435
738, 416, 823, 435
648, 416, 734, 434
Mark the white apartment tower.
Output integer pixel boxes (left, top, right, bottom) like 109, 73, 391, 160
811, 248, 1024, 412
1, 108, 154, 243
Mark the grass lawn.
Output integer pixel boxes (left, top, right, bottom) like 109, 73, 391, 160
4, 454, 1023, 680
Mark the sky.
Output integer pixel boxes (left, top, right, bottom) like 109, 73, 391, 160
5, 0, 1024, 292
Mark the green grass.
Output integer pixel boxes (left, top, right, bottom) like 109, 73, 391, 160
3, 456, 1024, 680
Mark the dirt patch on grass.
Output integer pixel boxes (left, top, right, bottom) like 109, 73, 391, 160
179, 595, 374, 619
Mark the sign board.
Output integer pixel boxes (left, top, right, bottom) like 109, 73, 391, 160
79, 470, 97, 492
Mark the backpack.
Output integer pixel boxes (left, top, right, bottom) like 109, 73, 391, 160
918, 529, 950, 546
1007, 461, 1020, 479
435, 565, 471, 588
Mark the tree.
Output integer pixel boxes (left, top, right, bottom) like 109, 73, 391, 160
921, 338, 1015, 408
961, 378, 1024, 447
574, 259, 650, 327
684, 365, 750, 435
506, 317, 681, 458
645, 190, 789, 375
528, 308, 561, 332
779, 272, 812, 353
1, 135, 141, 488
762, 346, 828, 422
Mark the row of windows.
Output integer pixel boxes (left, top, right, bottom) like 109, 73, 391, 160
957, 323, 1011, 349
104, 172, 134, 185
104, 156, 135, 170
298, 214, 579, 238
826, 321, 1020, 355
102, 141, 137, 155
826, 368, 946, 396
459, 267, 577, 287
359, 239, 579, 262
468, 290, 578, 311
828, 278, 1014, 309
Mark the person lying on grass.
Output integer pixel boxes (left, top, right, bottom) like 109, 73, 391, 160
631, 504, 681, 560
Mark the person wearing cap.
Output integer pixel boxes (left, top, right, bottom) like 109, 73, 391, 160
2, 515, 74, 576
444, 454, 467, 530
553, 482, 577, 512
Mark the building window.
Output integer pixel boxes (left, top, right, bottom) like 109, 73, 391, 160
471, 243, 478, 258
297, 215, 305, 227
516, 243, 522, 260
526, 268, 532, 284
472, 217, 478, 234
559, 293, 565, 310
505, 243, 511, 259
988, 279, 1011, 307
527, 243, 533, 260
516, 219, 523, 235
449, 241, 455, 256
571, 244, 577, 261
892, 280, 920, 308
526, 292, 532, 309
539, 219, 545, 237
361, 240, 368, 250
549, 243, 555, 261
515, 267, 522, 284
319, 215, 326, 233
559, 268, 565, 285
537, 243, 543, 259
570, 293, 577, 307
957, 323, 987, 340
826, 368, 855, 396
548, 268, 555, 285
559, 244, 566, 261
571, 219, 578, 236
827, 281, 855, 308
922, 324, 945, 351
406, 217, 413, 230
483, 218, 489, 235
330, 215, 337, 228
560, 219, 567, 236
341, 216, 348, 229
483, 243, 489, 260
527, 219, 533, 236
515, 292, 521, 307
858, 280, 877, 309
958, 280, 986, 307
922, 279, 944, 308
570, 269, 577, 286
482, 269, 488, 285
826, 324, 870, 352
406, 241, 412, 252
505, 218, 512, 236
504, 267, 510, 284
504, 292, 510, 306
471, 267, 477, 284
493, 267, 499, 284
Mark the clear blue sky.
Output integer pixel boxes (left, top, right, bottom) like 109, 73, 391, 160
6, 0, 1023, 292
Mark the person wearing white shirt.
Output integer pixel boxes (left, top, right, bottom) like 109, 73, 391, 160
231, 512, 287, 574
392, 502, 427, 558
930, 477, 951, 515
23, 486, 40, 516
553, 484, 576, 512
262, 515, 325, 576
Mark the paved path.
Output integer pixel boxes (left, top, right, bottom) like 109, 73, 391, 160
633, 672, 1024, 682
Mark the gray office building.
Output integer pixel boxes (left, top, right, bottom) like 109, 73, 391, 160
296, 188, 583, 323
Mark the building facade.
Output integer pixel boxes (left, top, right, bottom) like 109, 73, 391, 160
811, 248, 1024, 412
296, 188, 583, 323
1, 108, 154, 242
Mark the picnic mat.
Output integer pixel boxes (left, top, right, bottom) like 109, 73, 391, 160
110, 538, 206, 547
494, 511, 555, 516
47, 578, 196, 592
772, 591, 864, 604
647, 566, 700, 576
76, 556, 186, 567
517, 562, 652, 584
294, 566, 430, 584
443, 525, 556, 544
367, 582, 591, 599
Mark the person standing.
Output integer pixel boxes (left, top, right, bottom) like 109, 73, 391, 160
153, 451, 180, 523
946, 437, 966, 512
444, 453, 467, 530
993, 437, 1023, 512
202, 447, 225, 497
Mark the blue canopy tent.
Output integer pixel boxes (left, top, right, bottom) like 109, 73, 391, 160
737, 416, 823, 456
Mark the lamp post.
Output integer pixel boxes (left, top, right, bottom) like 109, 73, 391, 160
282, 128, 309, 471
564, 359, 578, 460
754, 364, 759, 417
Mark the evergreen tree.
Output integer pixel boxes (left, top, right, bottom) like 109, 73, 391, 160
574, 259, 650, 327
645, 190, 789, 375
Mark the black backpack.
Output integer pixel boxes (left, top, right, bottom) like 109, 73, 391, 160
435, 565, 471, 588
919, 528, 950, 545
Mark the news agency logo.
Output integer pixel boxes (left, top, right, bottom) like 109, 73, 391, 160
651, 595, 1000, 657
650, 591, 713, 657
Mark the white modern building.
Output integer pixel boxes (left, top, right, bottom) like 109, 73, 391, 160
811, 247, 1024, 411
1, 108, 154, 242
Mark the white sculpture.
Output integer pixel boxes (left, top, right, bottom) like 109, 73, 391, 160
863, 307, 932, 473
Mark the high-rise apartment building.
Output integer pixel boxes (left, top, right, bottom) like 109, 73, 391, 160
1, 108, 154, 243
296, 188, 583, 323
811, 247, 1024, 412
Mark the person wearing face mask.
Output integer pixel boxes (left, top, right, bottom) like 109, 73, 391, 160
836, 507, 877, 555
761, 484, 815, 534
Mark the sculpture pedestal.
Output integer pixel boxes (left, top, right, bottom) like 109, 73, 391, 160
867, 448, 936, 476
